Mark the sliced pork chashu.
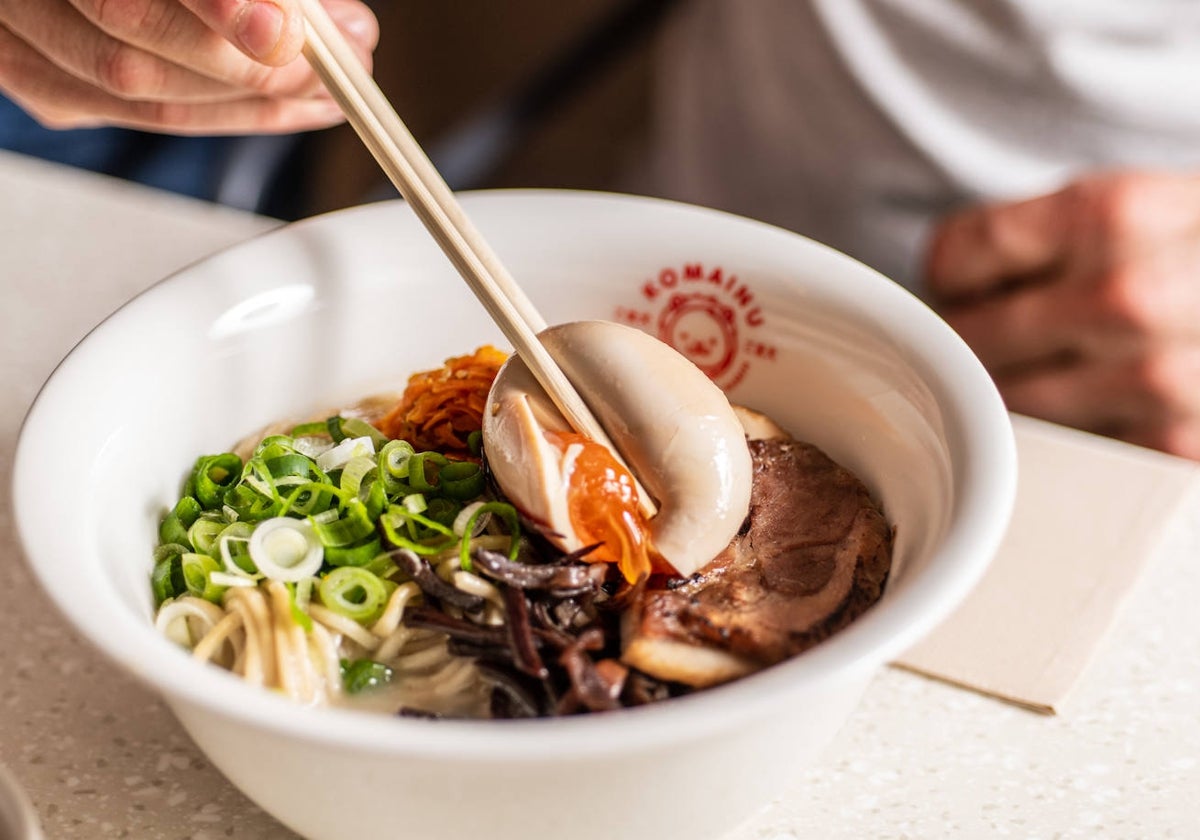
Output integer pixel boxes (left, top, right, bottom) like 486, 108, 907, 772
622, 435, 893, 688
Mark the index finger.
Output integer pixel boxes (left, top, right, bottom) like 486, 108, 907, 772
925, 187, 1071, 301
179, 0, 306, 65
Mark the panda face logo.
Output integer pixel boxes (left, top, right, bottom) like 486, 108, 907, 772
657, 294, 738, 381
616, 262, 772, 393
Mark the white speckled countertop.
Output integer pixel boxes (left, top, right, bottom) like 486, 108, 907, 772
1, 150, 1197, 839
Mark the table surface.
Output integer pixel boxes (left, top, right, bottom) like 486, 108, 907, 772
1, 150, 1197, 840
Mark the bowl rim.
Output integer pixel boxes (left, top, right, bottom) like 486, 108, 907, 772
13, 189, 1016, 759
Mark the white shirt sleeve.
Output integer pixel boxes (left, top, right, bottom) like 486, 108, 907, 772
646, 0, 1200, 292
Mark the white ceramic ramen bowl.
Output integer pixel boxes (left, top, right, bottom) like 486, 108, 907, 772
14, 191, 1016, 840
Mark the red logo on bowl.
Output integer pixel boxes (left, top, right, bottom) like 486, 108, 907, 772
613, 263, 776, 391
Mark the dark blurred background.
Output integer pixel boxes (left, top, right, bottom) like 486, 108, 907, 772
305, 0, 670, 215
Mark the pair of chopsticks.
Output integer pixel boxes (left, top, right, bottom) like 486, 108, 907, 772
298, 0, 657, 518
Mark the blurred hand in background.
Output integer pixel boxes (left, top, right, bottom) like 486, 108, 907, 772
926, 171, 1200, 458
0, 0, 377, 133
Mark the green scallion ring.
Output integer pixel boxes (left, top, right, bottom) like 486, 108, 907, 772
279, 481, 345, 518
285, 582, 314, 633
186, 515, 227, 557
424, 497, 461, 529
407, 451, 448, 493
191, 453, 243, 510
380, 506, 457, 555
438, 460, 485, 501
289, 421, 330, 438
459, 501, 521, 571
339, 455, 377, 496
319, 567, 389, 625
215, 521, 257, 575
341, 658, 393, 694
159, 496, 202, 548
338, 417, 391, 449
151, 548, 187, 606
311, 499, 376, 547
180, 552, 223, 603
361, 478, 387, 521
324, 537, 384, 568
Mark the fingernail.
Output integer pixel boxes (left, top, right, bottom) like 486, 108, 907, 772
236, 1, 286, 61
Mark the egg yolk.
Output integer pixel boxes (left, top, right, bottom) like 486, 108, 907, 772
546, 431, 654, 584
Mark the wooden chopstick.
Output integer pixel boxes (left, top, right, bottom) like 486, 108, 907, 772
298, 0, 657, 518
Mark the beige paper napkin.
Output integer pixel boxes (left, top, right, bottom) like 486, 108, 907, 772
893, 414, 1200, 714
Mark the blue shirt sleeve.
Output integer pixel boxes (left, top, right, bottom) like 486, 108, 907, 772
0, 93, 241, 203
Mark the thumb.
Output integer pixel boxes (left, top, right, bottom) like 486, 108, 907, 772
180, 0, 306, 66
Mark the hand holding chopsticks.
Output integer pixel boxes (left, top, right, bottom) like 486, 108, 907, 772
296, 0, 657, 517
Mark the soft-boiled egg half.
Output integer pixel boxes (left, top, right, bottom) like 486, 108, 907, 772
482, 321, 752, 581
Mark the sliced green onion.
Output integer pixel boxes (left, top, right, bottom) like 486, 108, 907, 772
279, 481, 343, 518
439, 460, 485, 501
255, 435, 298, 458
380, 506, 457, 555
316, 436, 377, 473
295, 576, 314, 610
292, 437, 332, 460
264, 452, 325, 485
312, 506, 340, 525
309, 508, 340, 525
327, 416, 390, 449
290, 421, 331, 438
324, 538, 384, 568
286, 581, 314, 633
467, 430, 483, 457
151, 549, 187, 606
191, 453, 243, 510
326, 416, 349, 443
248, 517, 324, 582
452, 501, 486, 538
340, 658, 393, 694
311, 499, 375, 547
360, 478, 387, 521
339, 455, 377, 496
424, 497, 461, 529
457, 502, 521, 571
343, 418, 390, 448
378, 440, 414, 495
175, 495, 203, 525
154, 543, 189, 563
208, 571, 257, 589
216, 521, 258, 576
159, 496, 201, 548
407, 451, 447, 493
187, 514, 227, 557
319, 567, 388, 624
362, 552, 399, 579
224, 458, 281, 522
181, 552, 224, 603
157, 426, 505, 613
